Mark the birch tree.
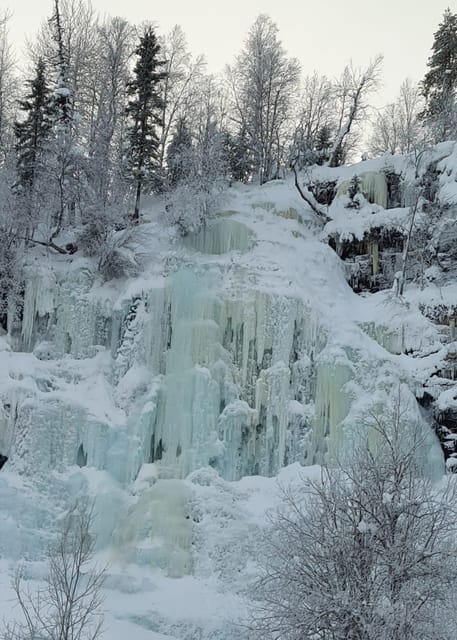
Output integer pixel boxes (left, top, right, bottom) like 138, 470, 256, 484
370, 79, 426, 156
29, 0, 100, 145
0, 11, 16, 161
165, 102, 228, 234
4, 505, 106, 640
292, 72, 336, 166
157, 25, 205, 178
327, 55, 383, 167
227, 14, 300, 184
89, 16, 133, 209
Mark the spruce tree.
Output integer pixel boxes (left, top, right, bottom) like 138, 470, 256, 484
315, 125, 332, 165
48, 0, 77, 242
15, 58, 54, 191
49, 0, 72, 127
166, 117, 193, 187
125, 26, 166, 221
422, 9, 457, 140
224, 128, 251, 183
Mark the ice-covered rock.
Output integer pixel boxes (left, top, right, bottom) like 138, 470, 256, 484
0, 173, 446, 580
336, 171, 389, 208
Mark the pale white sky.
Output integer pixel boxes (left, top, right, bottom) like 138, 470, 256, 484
2, 0, 457, 106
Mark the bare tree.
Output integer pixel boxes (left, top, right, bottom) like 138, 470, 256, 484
0, 159, 23, 331
370, 102, 400, 156
89, 16, 134, 209
227, 14, 300, 184
29, 0, 100, 143
327, 55, 383, 167
4, 504, 106, 640
0, 11, 17, 161
251, 396, 457, 640
292, 72, 336, 166
157, 25, 205, 178
370, 79, 426, 157
395, 189, 421, 296
164, 89, 228, 235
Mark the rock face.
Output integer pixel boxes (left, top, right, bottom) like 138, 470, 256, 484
323, 146, 457, 469
329, 228, 406, 293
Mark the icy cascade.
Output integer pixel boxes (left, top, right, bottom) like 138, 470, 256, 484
182, 217, 253, 254
0, 162, 454, 640
0, 174, 447, 575
1, 226, 352, 493
3, 194, 444, 490
149, 268, 325, 480
19, 263, 111, 357
112, 476, 192, 577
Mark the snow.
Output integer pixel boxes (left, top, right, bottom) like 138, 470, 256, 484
0, 462, 317, 640
325, 202, 410, 242
2, 147, 457, 638
54, 86, 71, 97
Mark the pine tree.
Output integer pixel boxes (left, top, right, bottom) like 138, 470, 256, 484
422, 9, 457, 141
347, 174, 361, 208
125, 26, 166, 221
15, 58, 54, 190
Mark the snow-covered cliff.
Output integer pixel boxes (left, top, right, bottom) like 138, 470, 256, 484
2, 146, 457, 639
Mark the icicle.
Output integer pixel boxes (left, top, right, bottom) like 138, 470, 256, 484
312, 361, 352, 463
21, 271, 56, 350
112, 479, 192, 576
183, 218, 252, 254
337, 172, 388, 208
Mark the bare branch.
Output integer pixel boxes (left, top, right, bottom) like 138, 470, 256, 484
4, 503, 106, 640
251, 395, 457, 640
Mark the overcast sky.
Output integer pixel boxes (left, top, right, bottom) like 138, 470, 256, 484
2, 0, 457, 106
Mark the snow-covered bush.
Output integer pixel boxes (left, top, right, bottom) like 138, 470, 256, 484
78, 219, 108, 257
165, 117, 228, 235
252, 399, 457, 640
77, 201, 130, 257
164, 183, 222, 236
97, 229, 140, 281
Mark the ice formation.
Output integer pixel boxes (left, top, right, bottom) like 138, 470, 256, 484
1, 186, 444, 488
337, 171, 389, 208
6, 261, 331, 487
0, 159, 450, 638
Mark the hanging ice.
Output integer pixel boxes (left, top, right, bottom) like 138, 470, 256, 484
337, 171, 389, 208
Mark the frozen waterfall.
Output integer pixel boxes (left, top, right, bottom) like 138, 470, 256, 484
0, 200, 444, 565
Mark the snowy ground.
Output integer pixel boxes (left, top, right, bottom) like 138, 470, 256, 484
0, 464, 321, 640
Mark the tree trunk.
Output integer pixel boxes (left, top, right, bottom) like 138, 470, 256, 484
133, 179, 141, 221
397, 196, 419, 296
